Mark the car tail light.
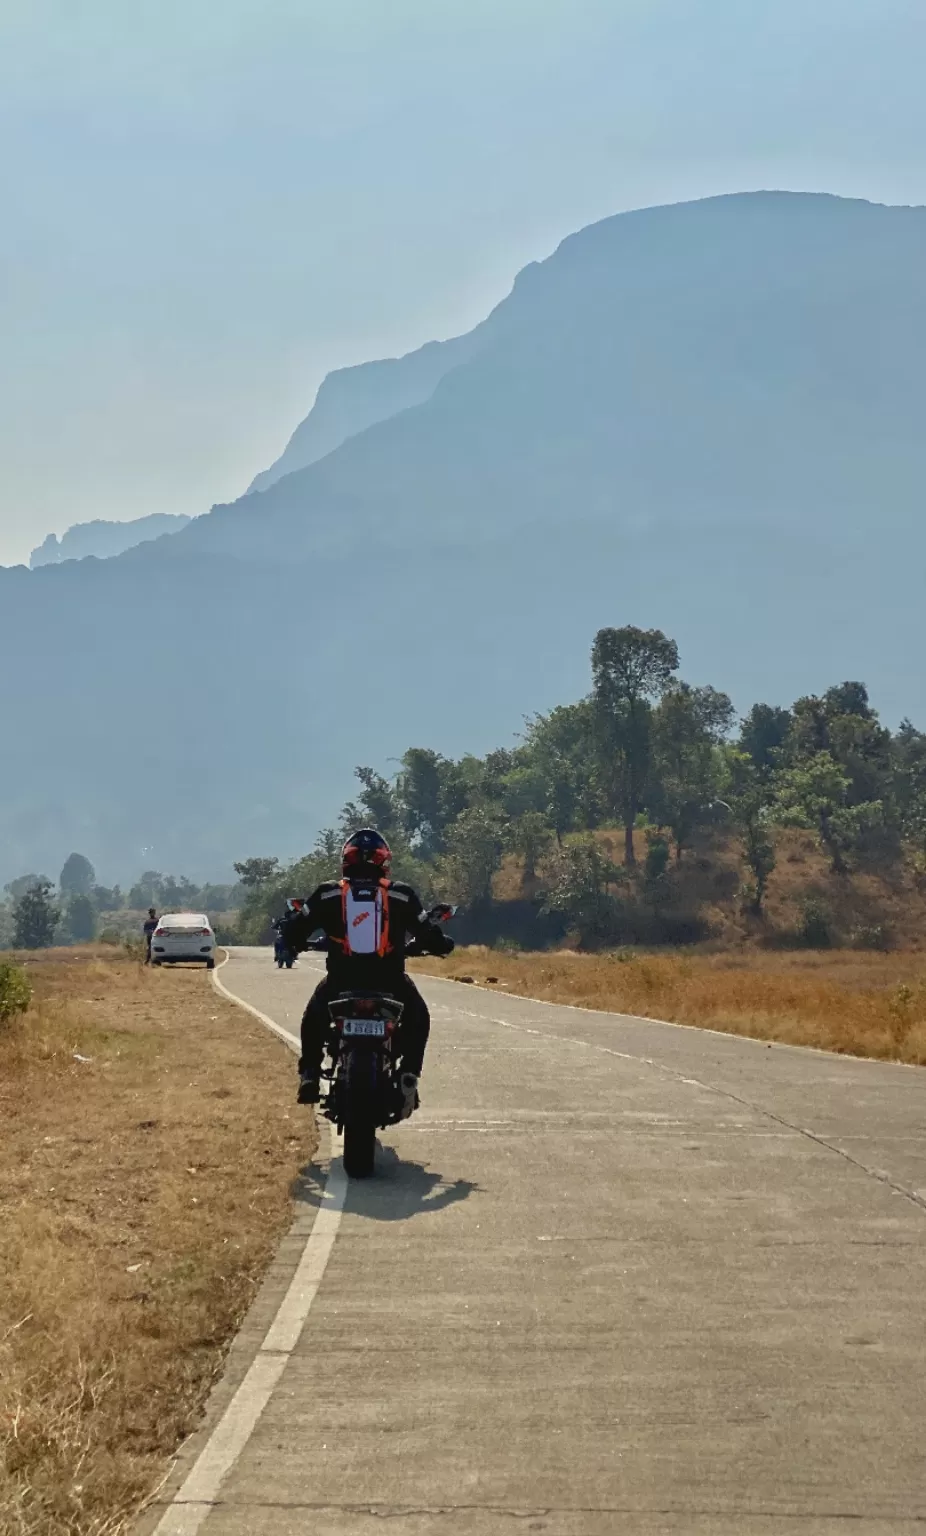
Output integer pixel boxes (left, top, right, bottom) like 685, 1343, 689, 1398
197, 928, 211, 936
154, 927, 165, 937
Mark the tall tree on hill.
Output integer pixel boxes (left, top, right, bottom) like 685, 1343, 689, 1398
591, 626, 679, 865
59, 852, 96, 899
722, 748, 777, 915
650, 683, 734, 861
738, 703, 792, 776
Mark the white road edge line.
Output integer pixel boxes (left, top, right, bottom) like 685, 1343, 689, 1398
150, 952, 347, 1536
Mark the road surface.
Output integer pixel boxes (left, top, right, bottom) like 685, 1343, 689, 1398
149, 947, 926, 1535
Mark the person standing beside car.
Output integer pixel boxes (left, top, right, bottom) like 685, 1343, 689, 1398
143, 907, 159, 963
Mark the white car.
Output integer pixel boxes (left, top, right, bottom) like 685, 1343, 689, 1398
150, 912, 217, 969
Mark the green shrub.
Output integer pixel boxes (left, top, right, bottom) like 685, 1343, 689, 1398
0, 960, 32, 1022
797, 896, 832, 948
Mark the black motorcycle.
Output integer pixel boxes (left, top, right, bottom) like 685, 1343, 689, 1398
311, 903, 455, 1178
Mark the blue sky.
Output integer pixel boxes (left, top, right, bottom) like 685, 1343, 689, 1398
1, 0, 924, 563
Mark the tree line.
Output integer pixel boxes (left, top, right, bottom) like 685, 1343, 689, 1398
1, 855, 241, 950
236, 625, 926, 946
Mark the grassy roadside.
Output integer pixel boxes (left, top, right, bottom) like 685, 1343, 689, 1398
413, 946, 926, 1064
0, 946, 312, 1536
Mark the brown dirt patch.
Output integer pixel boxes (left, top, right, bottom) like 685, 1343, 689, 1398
0, 946, 313, 1535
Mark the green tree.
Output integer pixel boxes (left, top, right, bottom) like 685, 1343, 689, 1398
159, 875, 201, 909
591, 626, 679, 865
59, 852, 96, 899
542, 837, 626, 946
774, 751, 882, 874
233, 857, 280, 888
722, 748, 777, 915
92, 883, 123, 912
396, 748, 467, 857
13, 879, 60, 949
738, 703, 792, 775
4, 873, 48, 904
650, 683, 734, 861
506, 811, 554, 890
65, 893, 97, 943
438, 806, 504, 908
341, 765, 401, 838
785, 684, 891, 806
128, 871, 165, 909
521, 701, 599, 841
891, 720, 926, 862
642, 830, 672, 916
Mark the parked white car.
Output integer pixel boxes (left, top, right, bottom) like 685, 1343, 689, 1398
150, 912, 216, 969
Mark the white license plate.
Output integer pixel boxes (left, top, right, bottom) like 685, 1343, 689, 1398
341, 1019, 386, 1037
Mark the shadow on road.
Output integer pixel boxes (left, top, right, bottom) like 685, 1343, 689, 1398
292, 1143, 479, 1222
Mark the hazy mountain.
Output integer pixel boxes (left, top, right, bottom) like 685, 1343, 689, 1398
247, 328, 485, 493
2, 191, 925, 882
29, 512, 191, 568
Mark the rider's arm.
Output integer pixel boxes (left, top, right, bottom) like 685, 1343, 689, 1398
403, 886, 454, 956
279, 887, 327, 953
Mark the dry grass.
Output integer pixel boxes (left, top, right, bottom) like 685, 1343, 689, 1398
0, 946, 311, 1536
414, 945, 926, 1065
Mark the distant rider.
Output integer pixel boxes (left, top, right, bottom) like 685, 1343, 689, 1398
277, 828, 454, 1118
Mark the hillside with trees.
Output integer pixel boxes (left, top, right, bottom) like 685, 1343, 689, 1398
235, 626, 926, 954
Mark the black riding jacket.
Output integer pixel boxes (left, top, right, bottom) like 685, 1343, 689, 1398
279, 877, 451, 989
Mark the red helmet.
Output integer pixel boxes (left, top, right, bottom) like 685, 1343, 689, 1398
341, 828, 392, 876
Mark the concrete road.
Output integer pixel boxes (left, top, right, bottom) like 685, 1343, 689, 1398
151, 948, 926, 1535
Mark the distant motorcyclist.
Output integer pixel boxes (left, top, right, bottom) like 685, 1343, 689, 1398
277, 828, 454, 1116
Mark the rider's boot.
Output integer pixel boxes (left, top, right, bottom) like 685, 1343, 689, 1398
297, 1071, 320, 1105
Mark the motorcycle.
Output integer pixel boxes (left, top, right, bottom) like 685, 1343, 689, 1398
308, 903, 455, 1178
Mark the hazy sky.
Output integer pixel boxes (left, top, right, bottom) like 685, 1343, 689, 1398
2, 0, 924, 564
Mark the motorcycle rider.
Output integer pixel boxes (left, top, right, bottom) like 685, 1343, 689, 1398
278, 828, 454, 1117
